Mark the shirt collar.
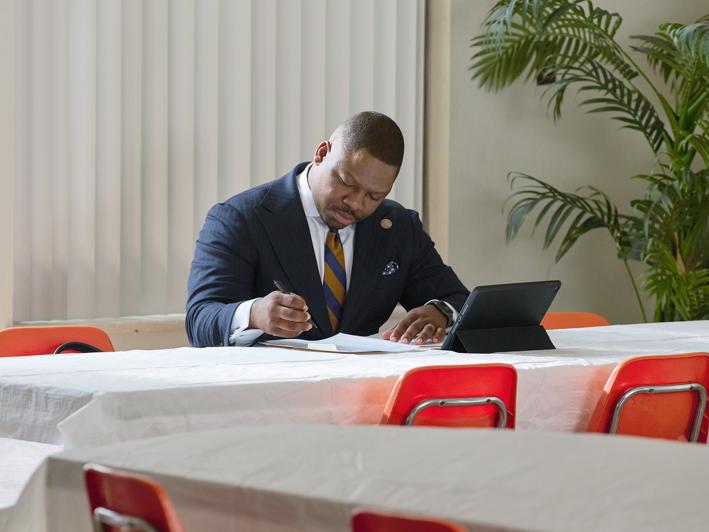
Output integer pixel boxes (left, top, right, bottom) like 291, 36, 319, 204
296, 163, 322, 218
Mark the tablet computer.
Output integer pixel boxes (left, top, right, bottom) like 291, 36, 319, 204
441, 280, 561, 352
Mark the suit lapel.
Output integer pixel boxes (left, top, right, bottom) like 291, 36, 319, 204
340, 206, 391, 331
255, 165, 332, 335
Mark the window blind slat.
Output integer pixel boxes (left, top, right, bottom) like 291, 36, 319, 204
168, 0, 196, 312
193, 0, 220, 228
141, 0, 169, 315
252, 0, 277, 185
373, 0, 398, 119
218, 0, 251, 214
67, 0, 97, 319
13, 0, 32, 322
30, 0, 52, 320
325, 0, 351, 133
120, 0, 143, 316
276, 0, 302, 175
95, 0, 123, 318
50, 0, 69, 320
350, 0, 375, 114
299, 0, 327, 156
391, 0, 423, 209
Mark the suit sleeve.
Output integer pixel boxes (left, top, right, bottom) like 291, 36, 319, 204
399, 211, 469, 312
186, 203, 258, 347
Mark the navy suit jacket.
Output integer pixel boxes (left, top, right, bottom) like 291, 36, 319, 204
186, 163, 469, 347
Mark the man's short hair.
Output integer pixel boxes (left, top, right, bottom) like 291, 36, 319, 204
334, 111, 405, 170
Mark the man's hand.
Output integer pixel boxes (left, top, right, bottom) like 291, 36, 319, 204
249, 291, 313, 337
382, 304, 447, 344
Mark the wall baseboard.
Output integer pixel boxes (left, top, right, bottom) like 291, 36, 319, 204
16, 314, 189, 351
16, 305, 408, 351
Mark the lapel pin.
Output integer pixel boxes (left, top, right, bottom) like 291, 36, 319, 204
380, 218, 392, 230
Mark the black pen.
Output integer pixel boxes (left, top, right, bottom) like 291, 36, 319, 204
273, 280, 318, 329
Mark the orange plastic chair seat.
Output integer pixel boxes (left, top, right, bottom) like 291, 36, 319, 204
380, 364, 517, 429
0, 325, 114, 356
84, 463, 184, 532
541, 312, 609, 330
352, 509, 466, 532
587, 352, 709, 443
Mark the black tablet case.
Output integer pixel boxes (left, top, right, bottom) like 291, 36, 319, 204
443, 280, 560, 354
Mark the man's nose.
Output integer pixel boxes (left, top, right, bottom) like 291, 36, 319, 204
343, 191, 366, 213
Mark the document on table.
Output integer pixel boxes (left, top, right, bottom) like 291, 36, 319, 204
261, 333, 437, 354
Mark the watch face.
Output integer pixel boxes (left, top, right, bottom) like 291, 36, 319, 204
432, 300, 453, 326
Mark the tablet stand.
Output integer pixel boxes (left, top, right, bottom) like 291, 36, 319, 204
447, 325, 555, 354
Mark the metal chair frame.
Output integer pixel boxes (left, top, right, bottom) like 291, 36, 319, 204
404, 396, 508, 428
609, 382, 708, 442
93, 507, 158, 532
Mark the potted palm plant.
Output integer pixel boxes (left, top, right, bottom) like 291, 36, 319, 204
469, 0, 709, 322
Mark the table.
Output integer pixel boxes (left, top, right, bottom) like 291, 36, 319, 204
0, 438, 59, 510
0, 322, 707, 448
3, 424, 708, 531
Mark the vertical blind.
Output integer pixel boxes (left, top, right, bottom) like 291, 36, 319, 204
13, 0, 424, 321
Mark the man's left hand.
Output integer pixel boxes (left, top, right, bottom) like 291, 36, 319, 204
382, 304, 448, 344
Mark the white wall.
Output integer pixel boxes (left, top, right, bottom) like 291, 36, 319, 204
438, 0, 707, 324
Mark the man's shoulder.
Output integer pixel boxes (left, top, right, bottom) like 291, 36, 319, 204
376, 199, 422, 228
222, 180, 276, 212
218, 162, 305, 215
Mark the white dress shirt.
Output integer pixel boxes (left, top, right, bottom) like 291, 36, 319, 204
229, 164, 355, 345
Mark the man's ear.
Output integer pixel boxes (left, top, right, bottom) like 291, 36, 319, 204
313, 141, 331, 164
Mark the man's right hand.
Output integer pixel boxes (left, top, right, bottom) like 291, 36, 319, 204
249, 291, 313, 337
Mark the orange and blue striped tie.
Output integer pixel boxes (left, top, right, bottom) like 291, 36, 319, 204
323, 228, 346, 331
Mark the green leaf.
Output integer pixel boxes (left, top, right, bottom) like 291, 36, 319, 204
556, 215, 606, 261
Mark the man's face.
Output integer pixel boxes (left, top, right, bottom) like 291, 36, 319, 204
308, 142, 398, 229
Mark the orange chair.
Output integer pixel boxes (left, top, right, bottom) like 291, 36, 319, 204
541, 311, 609, 330
0, 325, 114, 356
352, 509, 465, 532
587, 352, 709, 443
380, 364, 517, 428
84, 463, 184, 532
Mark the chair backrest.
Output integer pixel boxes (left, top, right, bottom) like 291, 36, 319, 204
541, 311, 609, 330
84, 464, 184, 532
380, 364, 517, 428
352, 509, 466, 532
0, 325, 114, 356
587, 352, 709, 443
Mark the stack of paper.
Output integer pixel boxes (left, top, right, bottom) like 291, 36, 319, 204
261, 333, 437, 354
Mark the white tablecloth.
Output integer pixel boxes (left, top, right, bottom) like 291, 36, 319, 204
0, 322, 707, 448
4, 424, 708, 531
0, 438, 59, 510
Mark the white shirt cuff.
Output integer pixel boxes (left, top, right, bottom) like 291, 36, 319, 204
229, 298, 264, 346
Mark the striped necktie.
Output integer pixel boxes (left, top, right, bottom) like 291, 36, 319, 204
323, 228, 346, 332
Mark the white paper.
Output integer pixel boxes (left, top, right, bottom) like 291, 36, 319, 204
261, 333, 425, 353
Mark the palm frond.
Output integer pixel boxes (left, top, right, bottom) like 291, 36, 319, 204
471, 0, 636, 94
470, 0, 667, 151
505, 172, 639, 261
631, 16, 709, 147
632, 16, 709, 85
543, 60, 666, 150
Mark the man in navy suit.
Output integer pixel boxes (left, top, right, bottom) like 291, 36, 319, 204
186, 111, 468, 347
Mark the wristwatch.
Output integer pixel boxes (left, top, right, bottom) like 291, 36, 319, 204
426, 299, 455, 328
